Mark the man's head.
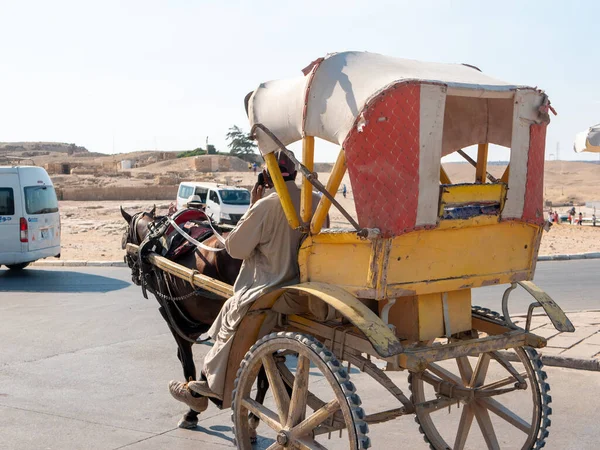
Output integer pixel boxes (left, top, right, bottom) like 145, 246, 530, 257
257, 151, 298, 188
274, 151, 297, 182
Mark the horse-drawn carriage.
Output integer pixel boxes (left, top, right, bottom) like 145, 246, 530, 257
124, 51, 574, 449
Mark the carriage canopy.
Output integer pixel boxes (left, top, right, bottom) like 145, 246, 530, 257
248, 51, 552, 236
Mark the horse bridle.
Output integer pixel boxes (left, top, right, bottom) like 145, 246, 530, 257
123, 211, 147, 284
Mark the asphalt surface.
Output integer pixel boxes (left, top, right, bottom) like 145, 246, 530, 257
1, 259, 598, 312
471, 259, 600, 313
0, 261, 599, 449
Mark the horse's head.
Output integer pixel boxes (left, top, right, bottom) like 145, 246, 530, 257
120, 205, 156, 249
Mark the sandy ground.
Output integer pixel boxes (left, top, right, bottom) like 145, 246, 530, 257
56, 174, 600, 261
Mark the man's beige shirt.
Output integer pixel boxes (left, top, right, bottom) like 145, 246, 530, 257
207, 180, 322, 339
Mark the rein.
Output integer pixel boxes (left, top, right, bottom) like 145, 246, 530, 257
166, 216, 225, 253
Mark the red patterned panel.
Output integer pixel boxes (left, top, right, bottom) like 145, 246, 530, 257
522, 123, 547, 224
343, 82, 421, 237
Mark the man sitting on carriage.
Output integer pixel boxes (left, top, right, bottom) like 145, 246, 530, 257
169, 151, 325, 408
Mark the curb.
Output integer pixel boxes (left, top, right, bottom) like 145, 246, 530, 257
538, 252, 600, 261
31, 260, 127, 267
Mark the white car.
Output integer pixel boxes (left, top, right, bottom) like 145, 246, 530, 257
0, 166, 61, 270
176, 182, 250, 227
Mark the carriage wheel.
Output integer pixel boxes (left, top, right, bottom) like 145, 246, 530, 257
232, 332, 370, 449
409, 313, 552, 450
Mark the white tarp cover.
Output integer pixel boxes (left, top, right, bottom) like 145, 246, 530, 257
248, 51, 525, 155
574, 123, 600, 153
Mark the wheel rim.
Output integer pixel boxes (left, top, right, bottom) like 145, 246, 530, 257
232, 332, 369, 450
410, 347, 546, 450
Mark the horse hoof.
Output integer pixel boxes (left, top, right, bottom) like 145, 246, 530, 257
177, 417, 198, 429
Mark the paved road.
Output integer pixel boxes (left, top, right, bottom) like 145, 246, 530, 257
471, 259, 600, 314
0, 262, 599, 449
1, 259, 598, 313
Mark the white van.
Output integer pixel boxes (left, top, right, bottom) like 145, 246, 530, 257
0, 166, 61, 270
176, 182, 250, 227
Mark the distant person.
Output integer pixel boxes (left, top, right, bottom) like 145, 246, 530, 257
547, 210, 553, 223
593, 214, 597, 227
252, 162, 258, 174
578, 212, 583, 226
554, 211, 559, 223
342, 183, 347, 198
568, 212, 573, 224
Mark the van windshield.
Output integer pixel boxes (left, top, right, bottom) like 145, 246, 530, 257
219, 189, 250, 205
24, 186, 59, 215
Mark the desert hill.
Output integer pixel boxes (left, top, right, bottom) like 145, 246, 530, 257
0, 142, 90, 157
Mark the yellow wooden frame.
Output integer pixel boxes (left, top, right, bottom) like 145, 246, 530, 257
438, 183, 507, 218
475, 143, 489, 183
300, 136, 315, 224
264, 152, 300, 229
299, 221, 541, 299
310, 148, 346, 234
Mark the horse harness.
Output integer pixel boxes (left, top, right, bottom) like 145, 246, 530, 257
124, 209, 229, 344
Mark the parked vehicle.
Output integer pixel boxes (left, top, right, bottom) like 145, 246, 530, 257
175, 182, 250, 226
0, 166, 60, 270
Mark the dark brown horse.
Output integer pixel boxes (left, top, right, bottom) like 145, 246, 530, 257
120, 206, 242, 428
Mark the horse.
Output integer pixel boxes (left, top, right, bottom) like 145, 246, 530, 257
120, 205, 247, 429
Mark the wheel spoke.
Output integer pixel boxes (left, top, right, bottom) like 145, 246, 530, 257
481, 397, 532, 434
290, 399, 340, 439
241, 397, 282, 432
480, 371, 528, 391
296, 437, 328, 450
262, 354, 291, 424
470, 353, 491, 388
277, 361, 327, 412
453, 404, 475, 450
286, 355, 311, 428
474, 401, 501, 450
427, 363, 463, 385
490, 351, 527, 383
456, 357, 474, 386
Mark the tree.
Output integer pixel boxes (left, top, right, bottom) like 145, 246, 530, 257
207, 144, 217, 155
177, 148, 206, 158
226, 125, 257, 161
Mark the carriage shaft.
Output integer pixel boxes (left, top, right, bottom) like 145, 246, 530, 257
126, 243, 233, 298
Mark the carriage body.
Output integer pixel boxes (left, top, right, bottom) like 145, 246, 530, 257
247, 51, 554, 344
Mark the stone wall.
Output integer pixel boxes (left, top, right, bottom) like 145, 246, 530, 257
192, 155, 250, 172
57, 185, 179, 201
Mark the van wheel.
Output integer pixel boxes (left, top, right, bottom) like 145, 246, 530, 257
6, 263, 29, 271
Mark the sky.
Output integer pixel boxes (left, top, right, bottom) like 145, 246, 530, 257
1, 0, 599, 163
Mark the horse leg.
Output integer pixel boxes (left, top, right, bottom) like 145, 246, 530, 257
176, 338, 205, 429
159, 306, 204, 429
248, 366, 269, 443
